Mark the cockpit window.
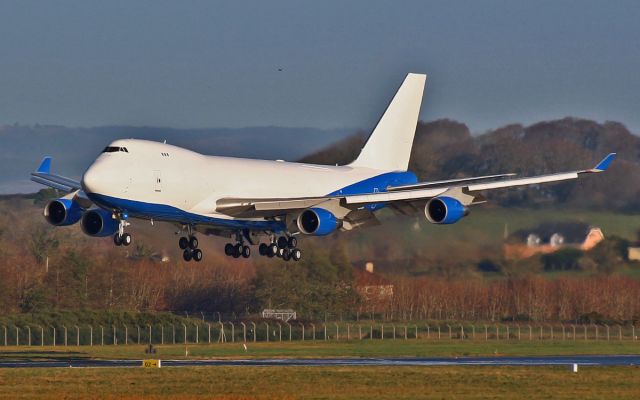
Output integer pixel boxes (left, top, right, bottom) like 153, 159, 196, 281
102, 146, 128, 153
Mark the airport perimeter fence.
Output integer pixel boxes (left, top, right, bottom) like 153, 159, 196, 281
0, 321, 638, 347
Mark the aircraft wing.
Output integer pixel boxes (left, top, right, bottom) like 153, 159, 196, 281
30, 157, 82, 192
216, 153, 616, 218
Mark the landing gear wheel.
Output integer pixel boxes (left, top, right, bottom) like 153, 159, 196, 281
259, 243, 268, 256
232, 243, 242, 258
277, 247, 285, 258
267, 243, 278, 258
183, 249, 193, 262
287, 236, 297, 249
189, 236, 199, 250
291, 248, 302, 261
193, 249, 203, 262
277, 236, 288, 249
121, 233, 132, 246
113, 233, 122, 246
179, 237, 189, 250
282, 249, 291, 261
225, 243, 234, 256
241, 245, 251, 258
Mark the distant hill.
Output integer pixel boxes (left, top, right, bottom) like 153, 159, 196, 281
0, 124, 350, 193
299, 118, 640, 211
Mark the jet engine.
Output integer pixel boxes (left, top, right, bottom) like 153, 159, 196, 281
43, 198, 83, 226
297, 208, 340, 236
425, 196, 469, 224
81, 209, 119, 237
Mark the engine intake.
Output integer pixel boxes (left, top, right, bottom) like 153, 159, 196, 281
81, 209, 119, 237
44, 199, 83, 226
425, 196, 468, 224
297, 208, 340, 236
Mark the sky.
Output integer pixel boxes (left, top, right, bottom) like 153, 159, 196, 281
0, 0, 639, 134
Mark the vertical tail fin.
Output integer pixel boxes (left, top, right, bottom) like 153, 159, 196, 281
349, 73, 427, 171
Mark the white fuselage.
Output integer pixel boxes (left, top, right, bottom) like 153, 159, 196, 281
81, 139, 392, 225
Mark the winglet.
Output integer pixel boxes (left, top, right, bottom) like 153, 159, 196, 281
36, 157, 52, 174
592, 153, 616, 172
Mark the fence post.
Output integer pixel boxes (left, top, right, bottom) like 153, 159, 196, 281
539, 325, 543, 340
459, 325, 464, 340
335, 323, 339, 341
528, 325, 532, 340
618, 325, 622, 341
571, 324, 576, 341
517, 324, 521, 341
495, 325, 499, 340
278, 323, 282, 342
605, 324, 610, 341
100, 326, 104, 346
114, 325, 118, 345
161, 325, 164, 345
415, 325, 418, 339
348, 324, 351, 341
76, 326, 80, 346
240, 322, 246, 343
40, 326, 44, 347
230, 322, 235, 343
196, 324, 199, 344
370, 325, 373, 340
584, 324, 587, 340
16, 327, 19, 346
471, 325, 475, 340
2, 326, 6, 346
632, 325, 636, 341
124, 326, 128, 345
405, 326, 408, 340
484, 325, 488, 341
561, 325, 565, 341
182, 323, 187, 344
64, 326, 68, 346
53, 326, 57, 347
250, 322, 256, 342
550, 325, 554, 340
323, 324, 327, 341
264, 322, 269, 342
595, 324, 599, 341
446, 324, 451, 339
172, 325, 176, 345
311, 323, 316, 341
381, 324, 385, 340
219, 322, 226, 343
286, 323, 290, 341
149, 325, 153, 345
426, 324, 430, 339
27, 326, 31, 346
90, 326, 93, 346
207, 324, 211, 344
506, 325, 510, 340
299, 323, 305, 341
437, 325, 440, 340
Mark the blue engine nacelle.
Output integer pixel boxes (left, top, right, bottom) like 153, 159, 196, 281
44, 199, 83, 226
81, 209, 119, 237
297, 207, 340, 236
425, 196, 469, 224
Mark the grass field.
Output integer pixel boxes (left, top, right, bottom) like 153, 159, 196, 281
0, 365, 639, 399
1, 339, 638, 360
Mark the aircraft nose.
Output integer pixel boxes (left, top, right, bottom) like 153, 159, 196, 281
81, 165, 101, 194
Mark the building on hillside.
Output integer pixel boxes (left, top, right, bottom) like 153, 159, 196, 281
352, 263, 394, 312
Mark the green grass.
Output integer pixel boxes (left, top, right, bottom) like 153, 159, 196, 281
1, 339, 638, 361
1, 365, 639, 399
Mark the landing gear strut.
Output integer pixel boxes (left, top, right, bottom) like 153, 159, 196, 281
113, 218, 131, 247
224, 232, 250, 259
179, 225, 202, 262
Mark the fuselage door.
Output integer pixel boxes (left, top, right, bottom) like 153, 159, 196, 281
153, 170, 162, 192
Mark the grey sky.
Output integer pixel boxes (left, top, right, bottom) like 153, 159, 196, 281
0, 0, 639, 134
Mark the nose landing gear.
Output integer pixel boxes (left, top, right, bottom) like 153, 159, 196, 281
113, 218, 131, 247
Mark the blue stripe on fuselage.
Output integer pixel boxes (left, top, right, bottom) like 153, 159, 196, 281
85, 192, 285, 231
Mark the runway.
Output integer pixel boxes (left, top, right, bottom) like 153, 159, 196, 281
0, 355, 638, 369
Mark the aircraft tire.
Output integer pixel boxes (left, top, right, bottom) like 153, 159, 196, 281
242, 245, 251, 258
259, 243, 268, 256
122, 233, 132, 246
287, 236, 297, 249
179, 237, 189, 250
113, 233, 122, 246
282, 249, 291, 261
292, 248, 302, 261
277, 236, 288, 249
267, 243, 278, 258
189, 236, 199, 250
232, 244, 242, 258
225, 243, 234, 256
183, 249, 193, 262
193, 249, 203, 262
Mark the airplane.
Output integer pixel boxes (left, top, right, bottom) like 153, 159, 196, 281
30, 73, 616, 262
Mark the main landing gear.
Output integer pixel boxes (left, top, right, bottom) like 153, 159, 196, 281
257, 235, 302, 262
179, 226, 202, 262
113, 218, 131, 247
224, 232, 251, 259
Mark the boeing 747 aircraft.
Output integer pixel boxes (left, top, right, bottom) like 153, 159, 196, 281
31, 73, 616, 262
